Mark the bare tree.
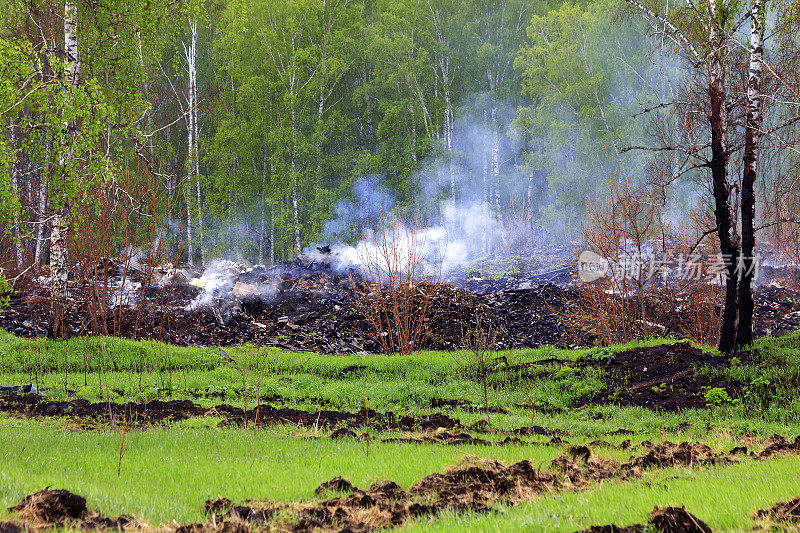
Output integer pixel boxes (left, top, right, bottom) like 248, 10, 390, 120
736, 0, 766, 346
622, 0, 796, 352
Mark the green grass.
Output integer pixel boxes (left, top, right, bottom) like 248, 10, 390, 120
1, 418, 799, 531
0, 418, 568, 524
412, 455, 800, 532
4, 331, 800, 530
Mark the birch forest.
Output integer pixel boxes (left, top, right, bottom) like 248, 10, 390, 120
1, 0, 800, 346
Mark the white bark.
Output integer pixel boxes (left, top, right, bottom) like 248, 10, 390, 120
270, 201, 275, 265
185, 20, 200, 267
746, 0, 765, 136
491, 107, 500, 215
9, 124, 23, 268
49, 0, 79, 338
259, 147, 268, 265
482, 109, 489, 254
34, 143, 49, 265
64, 1, 79, 84
197, 171, 204, 266
291, 107, 301, 256
427, 0, 455, 198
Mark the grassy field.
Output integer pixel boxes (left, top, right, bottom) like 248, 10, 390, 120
3, 330, 800, 531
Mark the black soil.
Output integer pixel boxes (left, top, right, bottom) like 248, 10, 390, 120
0, 393, 461, 432
596, 342, 731, 411
583, 506, 712, 533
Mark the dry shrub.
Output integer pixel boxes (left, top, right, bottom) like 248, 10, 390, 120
350, 216, 442, 354
673, 206, 723, 346
766, 190, 800, 289
460, 308, 498, 421
502, 196, 535, 255
575, 175, 721, 345
71, 175, 178, 338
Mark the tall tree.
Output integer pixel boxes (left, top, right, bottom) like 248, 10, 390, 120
48, 0, 80, 339
736, 0, 767, 346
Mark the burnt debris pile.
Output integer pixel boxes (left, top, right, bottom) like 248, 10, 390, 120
1, 248, 800, 353
0, 248, 589, 352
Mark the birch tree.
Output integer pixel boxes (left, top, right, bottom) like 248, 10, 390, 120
621, 0, 800, 351
184, 19, 201, 267
736, 0, 766, 346
48, 0, 80, 339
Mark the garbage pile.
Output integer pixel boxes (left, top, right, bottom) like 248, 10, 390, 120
1, 247, 799, 353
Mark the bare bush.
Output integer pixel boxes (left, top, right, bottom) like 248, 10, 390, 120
461, 308, 499, 423
575, 174, 721, 345
350, 216, 442, 354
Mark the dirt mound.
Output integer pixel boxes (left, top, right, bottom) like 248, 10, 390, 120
757, 496, 800, 523
382, 429, 490, 446
583, 526, 644, 533
649, 506, 712, 532
753, 433, 800, 459
207, 457, 565, 532
597, 342, 730, 411
582, 505, 711, 533
2, 395, 207, 426
628, 441, 732, 469
0, 393, 464, 433
204, 441, 742, 532
314, 477, 357, 495
410, 457, 560, 511
8, 489, 132, 530
550, 447, 623, 486
10, 489, 87, 524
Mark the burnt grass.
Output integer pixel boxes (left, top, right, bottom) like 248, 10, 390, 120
590, 342, 734, 411
0, 261, 590, 353
0, 393, 465, 432
4, 439, 799, 532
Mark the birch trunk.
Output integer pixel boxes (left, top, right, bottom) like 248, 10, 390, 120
491, 107, 500, 215
9, 124, 23, 268
34, 141, 49, 265
482, 109, 489, 255
707, 0, 739, 353
228, 158, 237, 260
445, 93, 454, 198
736, 0, 766, 346
270, 201, 275, 265
198, 177, 204, 266
34, 176, 47, 264
291, 107, 301, 256
48, 0, 79, 339
259, 146, 269, 265
185, 187, 194, 266
185, 20, 201, 267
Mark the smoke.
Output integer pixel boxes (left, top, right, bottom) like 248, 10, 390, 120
310, 95, 545, 276
324, 175, 396, 242
313, 199, 502, 276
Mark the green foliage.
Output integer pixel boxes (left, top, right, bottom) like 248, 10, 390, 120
513, 0, 672, 215
704, 387, 731, 406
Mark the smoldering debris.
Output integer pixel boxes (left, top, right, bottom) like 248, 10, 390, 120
3, 242, 800, 354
